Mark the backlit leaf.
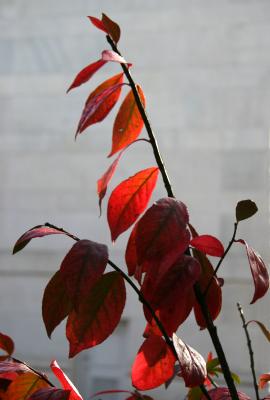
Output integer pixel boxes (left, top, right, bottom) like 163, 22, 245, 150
88, 17, 107, 34
0, 360, 30, 376
131, 336, 176, 390
60, 239, 108, 309
136, 198, 190, 267
101, 50, 126, 64
236, 200, 258, 222
5, 372, 50, 400
66, 272, 126, 357
50, 360, 82, 400
202, 387, 250, 399
236, 240, 269, 304
125, 223, 139, 277
190, 235, 224, 257
13, 225, 67, 254
173, 333, 207, 388
247, 320, 270, 342
0, 333, 14, 358
28, 388, 71, 400
67, 59, 107, 93
42, 270, 73, 338
76, 73, 124, 136
102, 14, 121, 43
259, 373, 270, 389
107, 167, 159, 241
109, 86, 145, 157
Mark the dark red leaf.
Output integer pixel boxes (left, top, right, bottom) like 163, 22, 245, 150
102, 14, 121, 43
51, 361, 82, 400
136, 197, 190, 267
109, 86, 146, 157
101, 50, 126, 64
88, 17, 107, 34
142, 255, 201, 335
202, 387, 250, 399
259, 373, 270, 389
236, 199, 258, 222
190, 235, 224, 257
172, 333, 207, 388
42, 270, 73, 338
236, 239, 269, 304
60, 239, 108, 309
76, 73, 125, 136
107, 167, 159, 241
131, 336, 176, 390
66, 271, 126, 357
0, 333, 14, 357
192, 250, 222, 329
13, 225, 67, 254
28, 388, 71, 400
67, 59, 107, 93
0, 360, 30, 376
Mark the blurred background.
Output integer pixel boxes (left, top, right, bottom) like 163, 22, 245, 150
1, 0, 270, 398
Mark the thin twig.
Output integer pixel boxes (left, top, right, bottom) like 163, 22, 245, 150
237, 303, 259, 400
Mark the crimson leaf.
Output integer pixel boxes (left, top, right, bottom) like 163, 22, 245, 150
190, 235, 224, 257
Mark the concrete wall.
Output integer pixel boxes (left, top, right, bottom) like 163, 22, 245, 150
1, 1, 270, 398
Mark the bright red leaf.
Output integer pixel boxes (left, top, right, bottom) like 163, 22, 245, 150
76, 73, 125, 136
28, 388, 71, 400
172, 333, 207, 388
236, 239, 269, 304
125, 223, 139, 277
202, 387, 250, 399
42, 270, 73, 338
67, 59, 107, 92
88, 16, 107, 33
60, 239, 108, 309
109, 86, 146, 157
51, 360, 82, 400
136, 197, 190, 268
13, 225, 67, 254
190, 235, 224, 257
259, 373, 270, 389
101, 50, 126, 64
107, 167, 159, 241
66, 271, 126, 357
0, 333, 14, 359
131, 335, 176, 390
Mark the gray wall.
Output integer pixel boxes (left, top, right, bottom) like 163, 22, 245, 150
1, 1, 270, 399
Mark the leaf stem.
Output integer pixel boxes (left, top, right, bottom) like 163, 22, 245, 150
12, 357, 55, 387
237, 303, 259, 400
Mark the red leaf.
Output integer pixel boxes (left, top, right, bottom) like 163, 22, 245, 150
101, 50, 126, 64
202, 387, 250, 399
60, 239, 108, 309
102, 14, 121, 43
259, 373, 270, 389
190, 235, 224, 257
109, 86, 146, 157
42, 270, 73, 338
97, 152, 122, 215
125, 223, 139, 277
88, 17, 107, 34
66, 271, 126, 357
172, 333, 207, 388
142, 255, 201, 335
0, 333, 14, 358
0, 360, 30, 377
236, 239, 269, 304
192, 250, 222, 329
107, 167, 159, 241
136, 197, 190, 268
131, 336, 176, 390
28, 388, 71, 400
13, 225, 67, 254
76, 73, 124, 136
67, 59, 107, 93
92, 390, 133, 398
5, 372, 50, 400
50, 360, 82, 400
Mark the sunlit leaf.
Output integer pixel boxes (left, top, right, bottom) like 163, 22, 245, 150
173, 333, 207, 388
88, 16, 107, 34
236, 200, 258, 222
28, 388, 71, 400
67, 60, 107, 92
50, 360, 82, 400
60, 239, 108, 309
236, 240, 269, 304
109, 86, 145, 157
5, 372, 50, 400
107, 167, 159, 241
131, 336, 176, 390
42, 270, 73, 338
66, 272, 126, 357
259, 373, 270, 389
102, 14, 121, 43
0, 333, 14, 359
190, 235, 224, 257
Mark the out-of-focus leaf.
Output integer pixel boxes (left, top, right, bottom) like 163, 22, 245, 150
236, 240, 269, 304
131, 335, 176, 390
259, 373, 270, 389
0, 360, 30, 376
13, 225, 66, 254
0, 333, 14, 359
109, 86, 145, 157
236, 200, 258, 222
28, 388, 71, 400
67, 59, 107, 92
190, 235, 224, 257
202, 387, 250, 399
88, 16, 107, 33
5, 372, 50, 400
187, 387, 203, 400
101, 50, 126, 64
102, 14, 121, 43
60, 239, 108, 309
66, 272, 126, 357
50, 360, 82, 400
42, 270, 73, 338
107, 167, 159, 241
172, 333, 207, 388
247, 320, 270, 342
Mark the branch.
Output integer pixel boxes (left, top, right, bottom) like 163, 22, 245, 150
237, 303, 259, 400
